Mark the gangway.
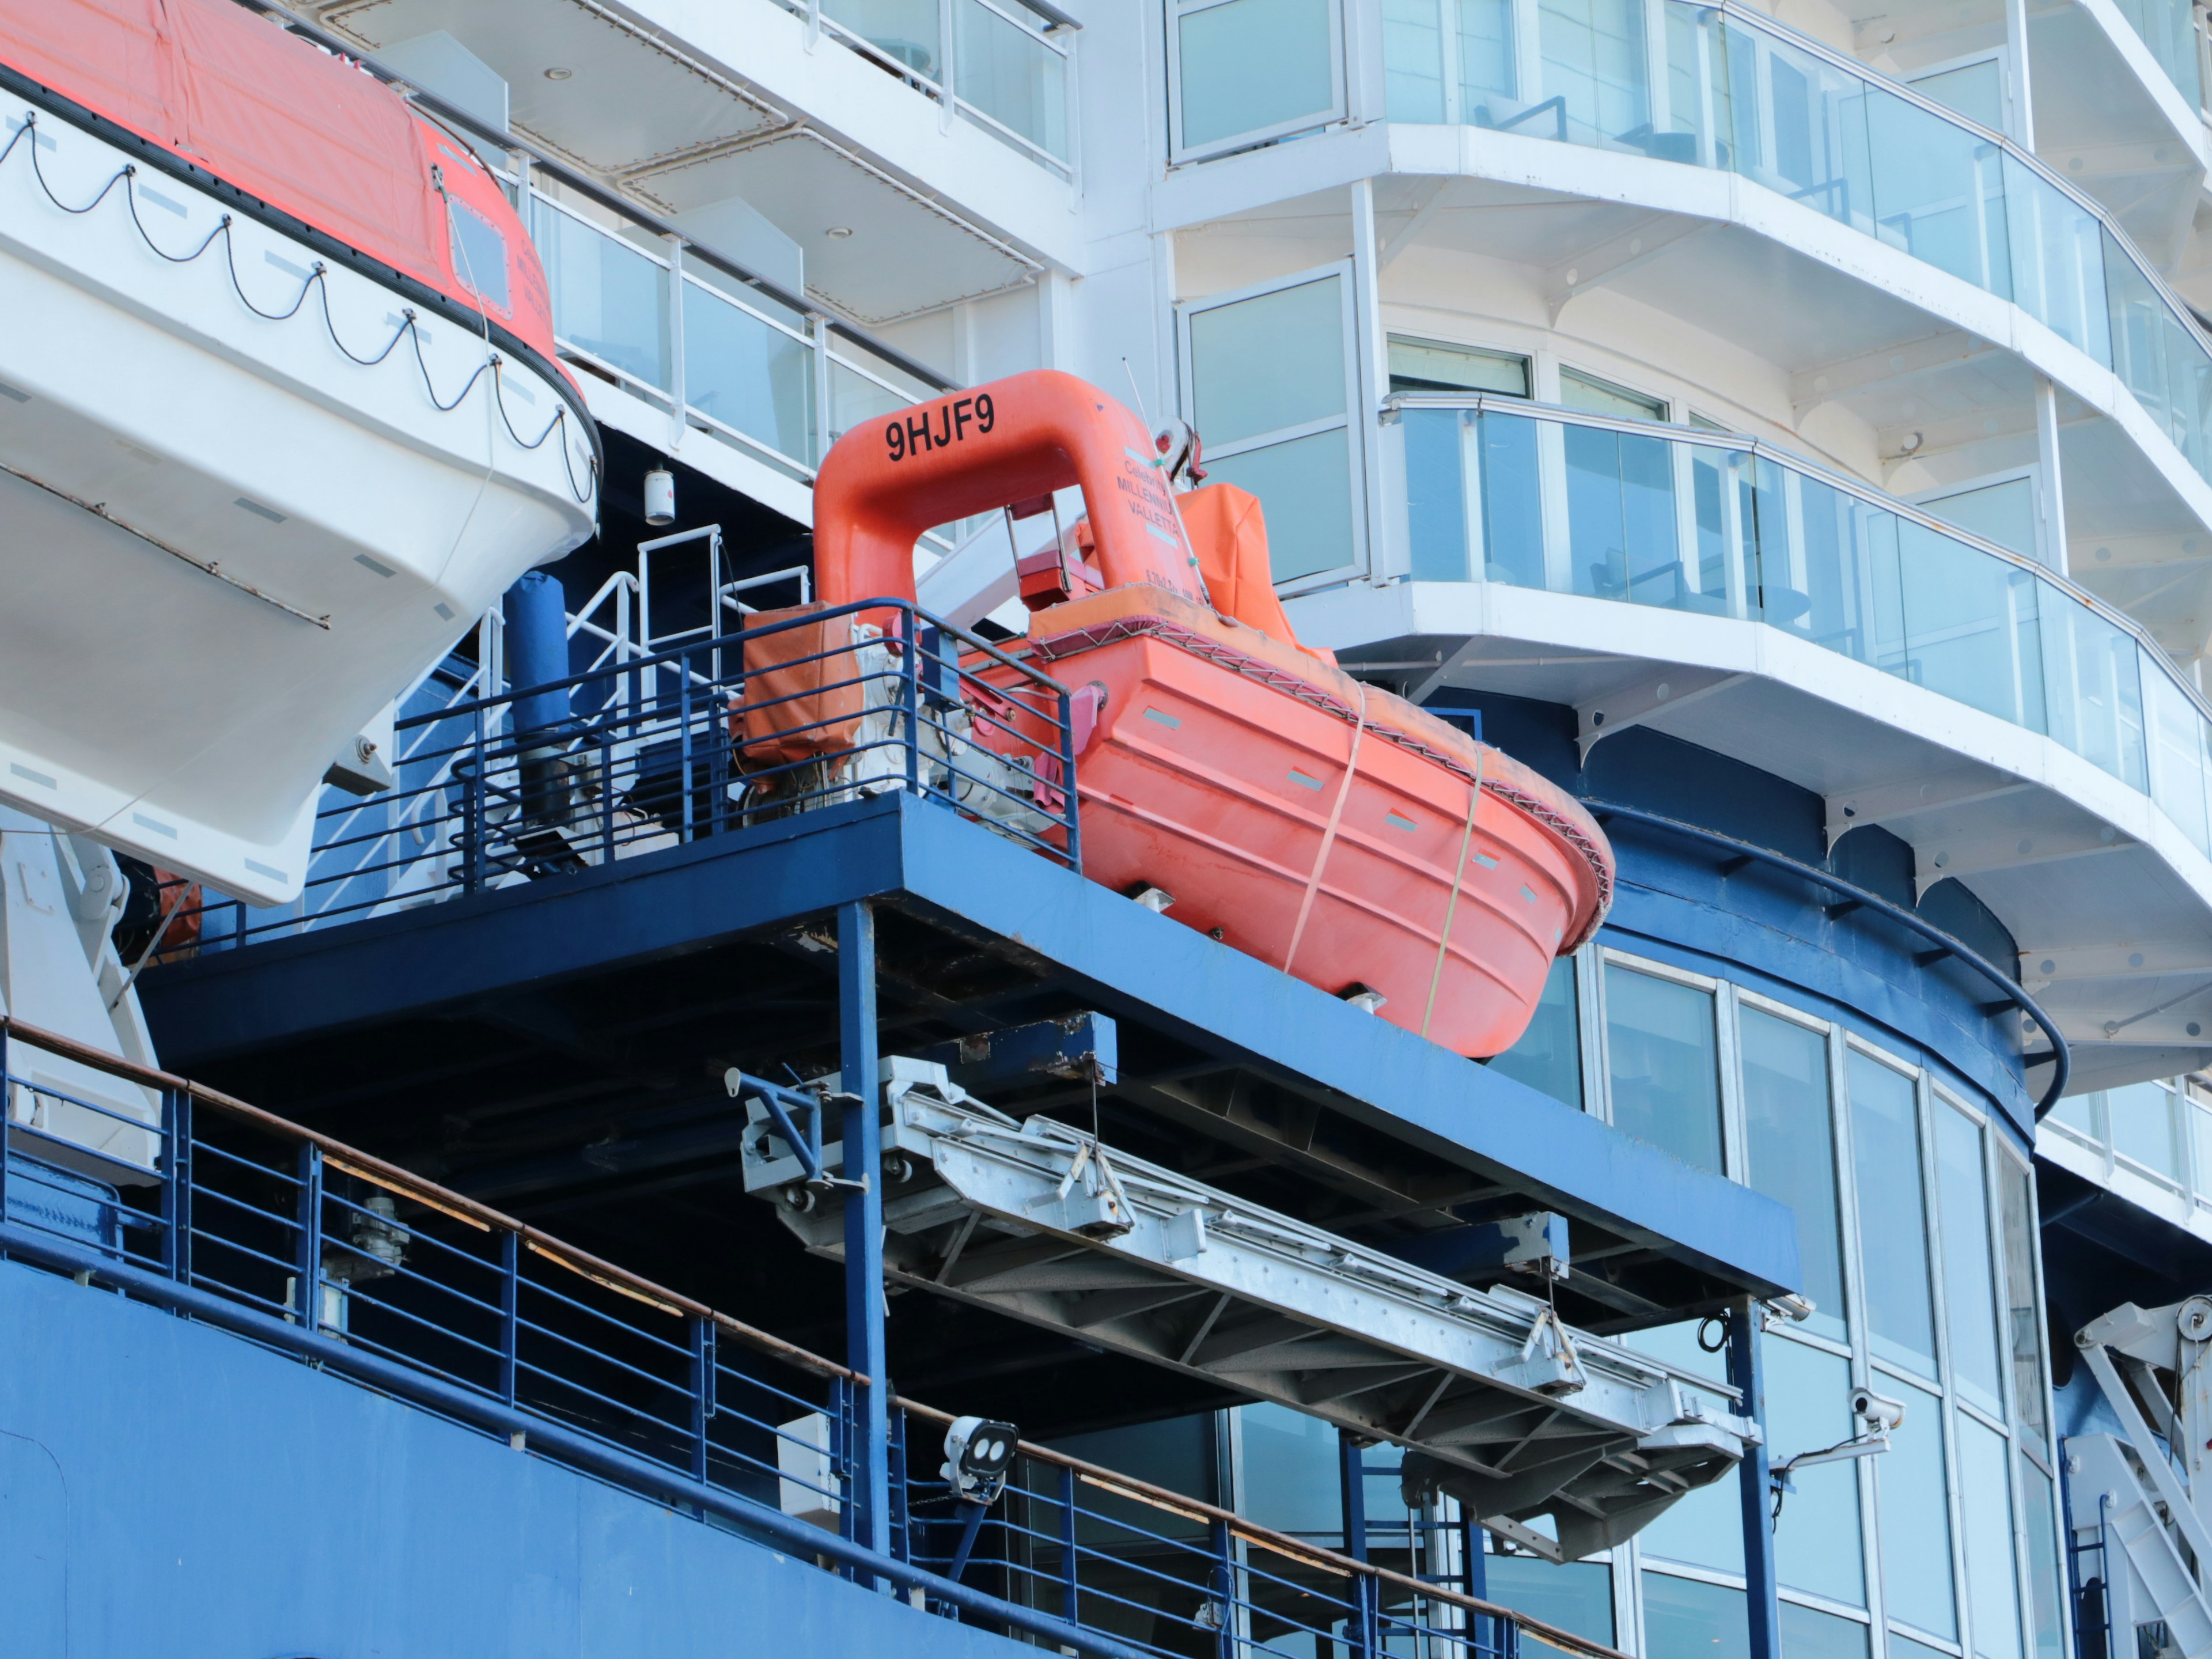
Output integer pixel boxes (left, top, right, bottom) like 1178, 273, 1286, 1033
2068, 1299, 2212, 1659
737, 1056, 1759, 1563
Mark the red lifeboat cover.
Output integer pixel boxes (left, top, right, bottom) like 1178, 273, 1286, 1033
0, 0, 561, 370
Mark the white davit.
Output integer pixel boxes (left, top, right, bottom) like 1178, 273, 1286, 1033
0, 0, 600, 904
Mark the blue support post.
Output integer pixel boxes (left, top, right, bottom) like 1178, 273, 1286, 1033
498, 1228, 519, 1406
465, 707, 487, 892
161, 1087, 192, 1282
1463, 1511, 1495, 1659
1340, 1433, 1376, 1659
690, 1315, 717, 1484
0, 1023, 10, 1230
840, 899, 890, 1570
1058, 681, 1081, 869
1208, 1514, 1237, 1659
900, 609, 921, 798
889, 1408, 911, 1564
1728, 1302, 1779, 1659
679, 660, 695, 843
1060, 1463, 1080, 1627
295, 1142, 324, 1331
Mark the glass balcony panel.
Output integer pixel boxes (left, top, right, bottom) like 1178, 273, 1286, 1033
2002, 157, 2112, 365
824, 0, 942, 79
1537, 0, 1650, 153
2196, 1102, 2212, 1203
1404, 408, 1471, 578
1863, 88, 2011, 298
1894, 519, 2047, 731
2148, 668, 2212, 857
2046, 1089, 2101, 1141
2113, 0, 2204, 107
2040, 587, 2149, 789
2105, 237, 2190, 455
828, 358, 914, 450
1910, 59, 2003, 130
2109, 1080, 2180, 1179
532, 198, 671, 392
1178, 0, 1338, 151
956, 0, 1069, 160
1384, 0, 1448, 120
1766, 1336, 1865, 1603
1740, 33, 1874, 233
1661, 5, 1712, 164
681, 281, 815, 467
1567, 426, 1683, 605
1475, 411, 1546, 585
1790, 479, 1902, 669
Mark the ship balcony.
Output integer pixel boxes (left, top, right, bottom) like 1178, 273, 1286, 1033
1285, 393, 2212, 1090
291, 0, 1077, 321
1158, 0, 2212, 662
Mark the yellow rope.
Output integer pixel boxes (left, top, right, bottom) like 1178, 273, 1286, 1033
1422, 753, 1486, 1039
1282, 683, 1368, 976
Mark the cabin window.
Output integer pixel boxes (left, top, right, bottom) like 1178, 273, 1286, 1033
448, 198, 512, 312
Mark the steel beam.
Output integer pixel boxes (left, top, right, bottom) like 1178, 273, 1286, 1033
839, 899, 890, 1565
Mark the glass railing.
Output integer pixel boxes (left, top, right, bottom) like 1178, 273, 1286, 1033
1392, 392, 2212, 858
798, 0, 1074, 176
1377, 0, 2212, 498
526, 184, 945, 482
2112, 0, 2203, 111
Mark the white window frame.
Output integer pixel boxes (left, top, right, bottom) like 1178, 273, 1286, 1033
1166, 0, 1349, 164
1176, 260, 1370, 590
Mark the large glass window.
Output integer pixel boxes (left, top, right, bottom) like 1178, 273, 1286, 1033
1766, 1336, 1864, 1607
1605, 965, 1723, 1172
1173, 0, 1341, 156
1958, 1416, 2023, 1659
1849, 1053, 1938, 1378
1877, 1384, 1958, 1639
1935, 1104, 2004, 1417
1487, 1551, 1615, 1649
2108, 1080, 2180, 1180
1997, 1161, 2048, 1444
1490, 955, 1582, 1108
1539, 0, 1650, 150
1741, 1009, 1846, 1342
1182, 270, 1359, 584
1390, 336, 1529, 396
1237, 1403, 1343, 1539
1645, 1572, 1748, 1659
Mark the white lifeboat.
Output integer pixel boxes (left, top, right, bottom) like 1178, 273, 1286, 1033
0, 0, 600, 904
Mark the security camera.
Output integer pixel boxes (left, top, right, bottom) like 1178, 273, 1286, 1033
1850, 1387, 1907, 1434
941, 1415, 1020, 1506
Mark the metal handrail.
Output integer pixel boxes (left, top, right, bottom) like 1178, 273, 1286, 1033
1581, 798, 2072, 1118
0, 1011, 1579, 1659
1382, 390, 2212, 738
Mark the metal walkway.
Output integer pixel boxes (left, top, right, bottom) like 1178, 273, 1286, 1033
743, 1058, 1758, 1562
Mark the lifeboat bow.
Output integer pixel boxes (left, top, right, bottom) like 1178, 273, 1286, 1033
812, 369, 1613, 1059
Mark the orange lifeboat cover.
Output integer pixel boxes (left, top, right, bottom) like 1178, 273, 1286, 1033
0, 0, 560, 370
1176, 483, 1335, 666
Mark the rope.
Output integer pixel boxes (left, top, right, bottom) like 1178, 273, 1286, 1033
0, 108, 597, 505
1421, 753, 1484, 1039
1282, 682, 1367, 976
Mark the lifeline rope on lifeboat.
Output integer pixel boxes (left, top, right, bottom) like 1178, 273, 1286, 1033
1420, 751, 1485, 1040
1281, 681, 1368, 977
0, 109, 598, 507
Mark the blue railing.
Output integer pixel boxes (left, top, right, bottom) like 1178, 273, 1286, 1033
199, 599, 1080, 945
0, 1018, 1603, 1659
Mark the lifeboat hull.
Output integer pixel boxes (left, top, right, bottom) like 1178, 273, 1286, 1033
991, 588, 1610, 1059
0, 88, 596, 903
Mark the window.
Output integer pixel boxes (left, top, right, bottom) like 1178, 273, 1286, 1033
1958, 1416, 2023, 1659
447, 196, 512, 312
1740, 1009, 1847, 1343
1918, 476, 2039, 564
1849, 1052, 1938, 1378
1561, 366, 1668, 420
1644, 1572, 1748, 1659
2108, 1080, 2180, 1180
1935, 1104, 2004, 1416
1171, 0, 1344, 160
1488, 955, 1581, 1107
1877, 1384, 1957, 1639
1389, 336, 1530, 396
1604, 964, 1722, 1172
1180, 267, 1362, 585
1767, 1337, 1864, 1607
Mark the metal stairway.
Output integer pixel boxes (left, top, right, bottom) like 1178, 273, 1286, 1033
738, 1057, 1758, 1562
2069, 1301, 2212, 1659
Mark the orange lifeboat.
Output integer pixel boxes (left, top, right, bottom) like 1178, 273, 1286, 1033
812, 370, 1612, 1058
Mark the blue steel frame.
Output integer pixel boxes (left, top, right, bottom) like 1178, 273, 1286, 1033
0, 1015, 1611, 1659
